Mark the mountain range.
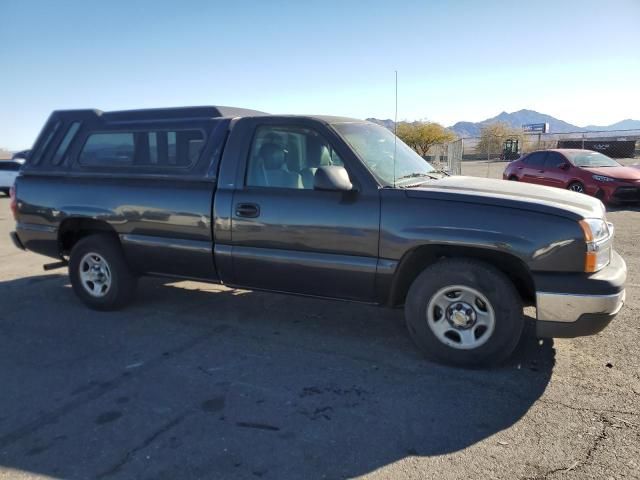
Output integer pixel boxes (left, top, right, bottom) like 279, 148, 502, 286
366, 109, 640, 138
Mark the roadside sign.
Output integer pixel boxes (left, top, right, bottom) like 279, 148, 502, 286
522, 123, 549, 133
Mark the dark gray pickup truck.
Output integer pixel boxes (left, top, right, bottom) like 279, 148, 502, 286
9, 106, 626, 367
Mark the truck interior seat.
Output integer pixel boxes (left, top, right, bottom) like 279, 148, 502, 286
284, 136, 302, 172
250, 142, 302, 189
301, 140, 331, 189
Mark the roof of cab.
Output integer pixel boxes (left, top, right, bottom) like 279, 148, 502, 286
100, 106, 268, 121
49, 106, 267, 122
241, 114, 366, 124
49, 107, 368, 125
307, 114, 367, 124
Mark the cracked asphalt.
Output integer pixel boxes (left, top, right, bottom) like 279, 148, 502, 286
0, 188, 638, 479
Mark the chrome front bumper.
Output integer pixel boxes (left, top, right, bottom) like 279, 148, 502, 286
534, 249, 626, 338
536, 289, 626, 323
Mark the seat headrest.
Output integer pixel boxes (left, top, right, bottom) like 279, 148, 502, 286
319, 146, 331, 166
306, 137, 332, 168
260, 143, 286, 170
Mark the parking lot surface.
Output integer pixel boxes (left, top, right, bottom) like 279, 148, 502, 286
0, 185, 638, 479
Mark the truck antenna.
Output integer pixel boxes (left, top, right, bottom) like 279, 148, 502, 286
393, 70, 398, 188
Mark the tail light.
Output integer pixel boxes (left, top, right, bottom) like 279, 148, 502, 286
9, 185, 17, 220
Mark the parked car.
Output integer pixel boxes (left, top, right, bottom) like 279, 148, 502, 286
503, 149, 640, 204
10, 107, 626, 367
0, 159, 24, 195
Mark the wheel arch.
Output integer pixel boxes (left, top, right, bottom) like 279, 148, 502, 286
388, 244, 535, 307
567, 179, 585, 187
58, 217, 120, 257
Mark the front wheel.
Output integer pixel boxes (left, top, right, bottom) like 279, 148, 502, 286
567, 182, 585, 194
69, 234, 137, 310
405, 258, 524, 367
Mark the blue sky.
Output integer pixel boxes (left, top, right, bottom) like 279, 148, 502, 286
1, 0, 639, 150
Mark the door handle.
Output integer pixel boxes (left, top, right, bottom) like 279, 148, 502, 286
235, 203, 260, 218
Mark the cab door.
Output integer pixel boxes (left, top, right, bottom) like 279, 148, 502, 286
227, 118, 380, 301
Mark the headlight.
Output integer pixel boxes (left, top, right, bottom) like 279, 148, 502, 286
579, 218, 612, 272
580, 218, 609, 242
592, 174, 615, 182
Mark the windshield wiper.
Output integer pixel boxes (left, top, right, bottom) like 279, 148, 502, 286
396, 172, 440, 181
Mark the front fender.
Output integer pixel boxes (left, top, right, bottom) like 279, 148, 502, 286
380, 190, 585, 272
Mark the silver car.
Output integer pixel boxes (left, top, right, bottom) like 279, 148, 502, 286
0, 159, 24, 195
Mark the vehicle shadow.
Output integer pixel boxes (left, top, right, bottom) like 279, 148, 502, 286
0, 274, 555, 479
607, 203, 640, 213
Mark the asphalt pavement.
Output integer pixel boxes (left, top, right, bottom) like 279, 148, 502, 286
0, 193, 638, 480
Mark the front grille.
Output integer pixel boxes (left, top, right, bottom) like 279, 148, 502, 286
612, 187, 640, 201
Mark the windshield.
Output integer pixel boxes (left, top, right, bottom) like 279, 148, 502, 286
333, 122, 436, 186
570, 151, 620, 168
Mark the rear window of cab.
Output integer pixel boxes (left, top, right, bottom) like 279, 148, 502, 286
79, 130, 205, 168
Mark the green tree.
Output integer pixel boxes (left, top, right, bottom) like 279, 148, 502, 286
396, 122, 456, 157
477, 122, 530, 158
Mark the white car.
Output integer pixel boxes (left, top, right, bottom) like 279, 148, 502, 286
0, 159, 24, 195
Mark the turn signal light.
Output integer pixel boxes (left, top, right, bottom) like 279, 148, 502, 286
584, 252, 598, 273
578, 220, 594, 242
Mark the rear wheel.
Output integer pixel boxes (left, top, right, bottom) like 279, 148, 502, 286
405, 258, 524, 367
69, 234, 137, 310
568, 182, 585, 194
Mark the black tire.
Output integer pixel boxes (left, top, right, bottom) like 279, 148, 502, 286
69, 234, 137, 310
0, 188, 9, 196
567, 181, 585, 194
508, 175, 518, 181
405, 258, 524, 368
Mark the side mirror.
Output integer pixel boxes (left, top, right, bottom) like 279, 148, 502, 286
314, 166, 354, 191
559, 163, 570, 170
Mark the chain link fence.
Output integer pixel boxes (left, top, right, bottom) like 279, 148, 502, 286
426, 129, 640, 179
424, 139, 463, 175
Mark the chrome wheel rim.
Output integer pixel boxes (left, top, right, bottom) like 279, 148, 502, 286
426, 285, 495, 350
569, 183, 584, 193
79, 252, 112, 298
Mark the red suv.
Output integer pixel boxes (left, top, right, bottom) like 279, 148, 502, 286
503, 149, 640, 204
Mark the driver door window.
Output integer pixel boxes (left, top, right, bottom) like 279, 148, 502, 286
545, 152, 567, 169
246, 126, 343, 190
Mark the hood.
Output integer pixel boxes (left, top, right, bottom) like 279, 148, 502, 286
406, 176, 605, 219
582, 165, 640, 181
